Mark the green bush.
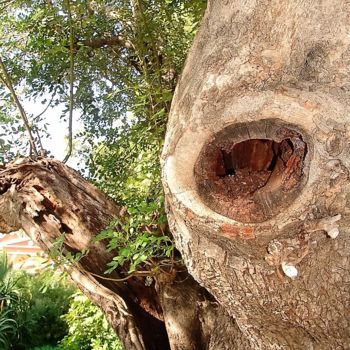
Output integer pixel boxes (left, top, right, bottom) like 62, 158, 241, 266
0, 309, 18, 349
0, 256, 121, 350
60, 293, 123, 350
12, 270, 75, 350
0, 253, 23, 349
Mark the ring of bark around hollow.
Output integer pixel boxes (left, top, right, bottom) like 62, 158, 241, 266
194, 120, 308, 223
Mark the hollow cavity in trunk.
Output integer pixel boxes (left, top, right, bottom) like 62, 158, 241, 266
195, 121, 308, 223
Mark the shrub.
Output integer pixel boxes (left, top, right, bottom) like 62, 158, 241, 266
12, 270, 75, 350
0, 252, 23, 349
60, 293, 123, 350
0, 254, 121, 350
0, 309, 18, 349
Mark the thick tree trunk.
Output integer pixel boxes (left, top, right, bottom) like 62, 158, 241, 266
162, 0, 350, 349
0, 158, 241, 350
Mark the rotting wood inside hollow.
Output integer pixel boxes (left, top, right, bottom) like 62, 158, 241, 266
195, 127, 307, 223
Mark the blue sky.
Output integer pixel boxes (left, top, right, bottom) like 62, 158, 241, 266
24, 98, 82, 168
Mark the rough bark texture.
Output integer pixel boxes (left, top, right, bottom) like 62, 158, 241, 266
162, 0, 350, 349
0, 157, 240, 350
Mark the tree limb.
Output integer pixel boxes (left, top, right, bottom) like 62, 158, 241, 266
63, 0, 75, 164
0, 56, 38, 157
79, 35, 134, 50
0, 157, 166, 349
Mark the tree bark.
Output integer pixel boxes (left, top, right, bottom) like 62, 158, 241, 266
0, 157, 240, 350
162, 0, 350, 348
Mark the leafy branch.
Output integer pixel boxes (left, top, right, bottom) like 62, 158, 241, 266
48, 233, 89, 268
95, 202, 177, 276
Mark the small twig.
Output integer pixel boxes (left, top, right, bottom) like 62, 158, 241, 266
35, 93, 56, 121
89, 270, 150, 282
63, 0, 75, 164
0, 56, 38, 156
35, 129, 44, 153
0, 0, 15, 12
86, 257, 182, 282
33, 93, 57, 153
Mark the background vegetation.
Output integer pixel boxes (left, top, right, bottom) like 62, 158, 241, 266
0, 252, 124, 349
60, 293, 123, 350
14, 271, 74, 349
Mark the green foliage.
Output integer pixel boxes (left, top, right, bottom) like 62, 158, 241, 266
13, 271, 75, 349
0, 258, 114, 350
60, 293, 123, 350
0, 106, 16, 163
83, 1, 204, 277
96, 199, 174, 274
0, 310, 18, 350
0, 252, 21, 350
48, 233, 89, 269
1, 263, 75, 350
0, 0, 206, 159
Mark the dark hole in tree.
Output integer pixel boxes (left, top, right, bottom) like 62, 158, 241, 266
195, 125, 307, 223
216, 139, 295, 194
60, 222, 73, 235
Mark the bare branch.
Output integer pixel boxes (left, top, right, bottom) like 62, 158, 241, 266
0, 0, 15, 12
0, 56, 38, 156
35, 92, 55, 121
80, 35, 134, 50
63, 0, 75, 164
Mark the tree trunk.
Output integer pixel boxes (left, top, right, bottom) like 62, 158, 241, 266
0, 158, 241, 350
162, 0, 350, 348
